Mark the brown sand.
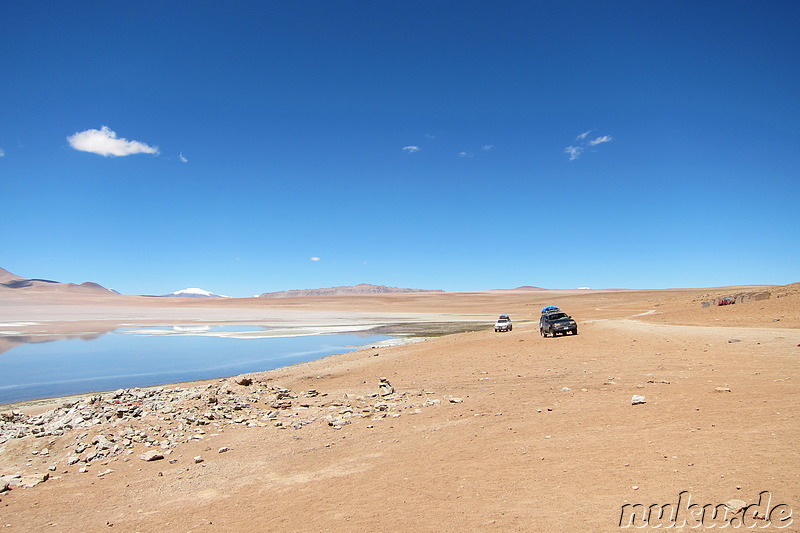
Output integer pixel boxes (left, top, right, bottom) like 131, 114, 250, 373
0, 286, 798, 531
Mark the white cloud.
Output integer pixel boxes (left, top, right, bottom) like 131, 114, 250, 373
0, 148, 4, 157
179, 152, 188, 163
425, 133, 436, 139
310, 257, 321, 262
564, 146, 583, 161
67, 126, 159, 157
458, 151, 473, 158
481, 145, 493, 151
565, 131, 613, 160
402, 145, 420, 153
588, 135, 613, 146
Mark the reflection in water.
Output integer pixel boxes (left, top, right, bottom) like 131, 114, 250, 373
0, 332, 109, 356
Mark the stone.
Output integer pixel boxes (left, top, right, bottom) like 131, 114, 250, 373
631, 395, 647, 405
17, 473, 49, 488
715, 387, 731, 393
728, 339, 741, 343
449, 397, 464, 403
193, 456, 204, 464
724, 499, 748, 513
327, 417, 350, 429
218, 447, 230, 453
139, 450, 164, 462
97, 469, 114, 477
379, 378, 394, 396
234, 377, 252, 386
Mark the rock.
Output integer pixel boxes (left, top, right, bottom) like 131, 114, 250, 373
17, 473, 49, 488
631, 395, 647, 405
449, 397, 464, 403
715, 387, 732, 393
234, 377, 252, 386
218, 447, 230, 453
561, 387, 571, 392
97, 469, 114, 477
139, 450, 164, 462
194, 456, 204, 464
328, 418, 350, 429
379, 378, 394, 396
724, 499, 748, 513
728, 339, 741, 343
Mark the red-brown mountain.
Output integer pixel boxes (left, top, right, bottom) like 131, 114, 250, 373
258, 283, 444, 298
0, 267, 118, 295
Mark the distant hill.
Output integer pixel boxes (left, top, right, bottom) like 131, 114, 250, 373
161, 288, 230, 298
0, 267, 24, 284
0, 267, 118, 295
258, 283, 444, 298
486, 285, 548, 292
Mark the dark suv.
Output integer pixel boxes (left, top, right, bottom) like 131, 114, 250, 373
540, 311, 578, 337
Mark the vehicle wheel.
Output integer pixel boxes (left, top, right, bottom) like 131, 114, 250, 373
573, 329, 578, 335
509, 326, 512, 331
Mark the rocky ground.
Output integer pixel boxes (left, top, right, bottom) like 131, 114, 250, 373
0, 285, 798, 532
1, 374, 453, 487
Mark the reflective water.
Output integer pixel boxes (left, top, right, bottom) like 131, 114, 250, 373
0, 327, 391, 404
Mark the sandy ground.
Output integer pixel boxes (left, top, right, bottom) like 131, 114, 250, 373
0, 285, 798, 532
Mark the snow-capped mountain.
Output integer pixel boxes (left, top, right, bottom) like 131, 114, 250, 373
161, 288, 230, 298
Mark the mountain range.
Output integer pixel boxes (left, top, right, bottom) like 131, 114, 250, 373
257, 283, 444, 298
0, 267, 118, 295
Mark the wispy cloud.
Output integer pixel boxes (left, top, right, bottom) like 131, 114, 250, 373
0, 148, 4, 157
588, 135, 613, 146
67, 126, 159, 157
564, 146, 583, 161
402, 145, 420, 153
565, 130, 613, 160
458, 151, 473, 158
424, 133, 436, 140
481, 145, 493, 151
310, 257, 321, 262
179, 152, 188, 163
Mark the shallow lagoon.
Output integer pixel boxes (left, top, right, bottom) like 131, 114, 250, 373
0, 325, 392, 404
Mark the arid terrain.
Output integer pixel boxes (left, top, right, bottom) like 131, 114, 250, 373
1, 284, 798, 532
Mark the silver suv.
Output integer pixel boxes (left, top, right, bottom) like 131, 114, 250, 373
494, 315, 512, 332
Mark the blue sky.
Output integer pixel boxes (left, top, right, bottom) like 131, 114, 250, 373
1, 1, 798, 296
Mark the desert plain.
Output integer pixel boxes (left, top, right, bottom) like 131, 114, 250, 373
0, 284, 798, 532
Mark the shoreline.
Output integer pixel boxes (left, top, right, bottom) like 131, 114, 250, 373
0, 337, 430, 414
0, 320, 489, 411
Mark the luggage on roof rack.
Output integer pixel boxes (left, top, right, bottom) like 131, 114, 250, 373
541, 305, 560, 314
